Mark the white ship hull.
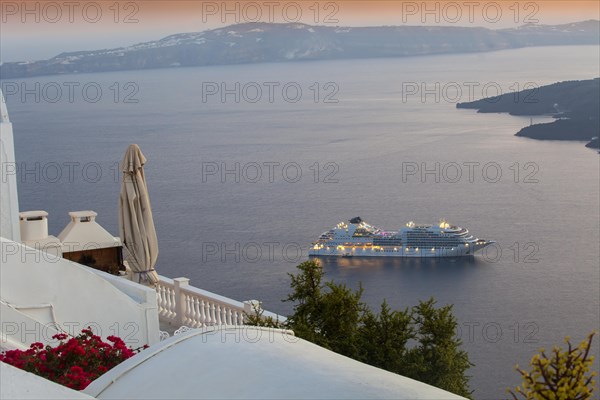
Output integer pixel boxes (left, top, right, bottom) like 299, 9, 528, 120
309, 242, 492, 258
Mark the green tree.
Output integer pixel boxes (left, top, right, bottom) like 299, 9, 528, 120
357, 300, 413, 374
283, 260, 473, 397
406, 298, 472, 397
283, 259, 325, 344
317, 280, 364, 357
284, 260, 364, 358
509, 332, 596, 400
243, 301, 284, 328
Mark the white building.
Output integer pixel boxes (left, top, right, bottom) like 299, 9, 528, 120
0, 89, 20, 242
0, 90, 467, 400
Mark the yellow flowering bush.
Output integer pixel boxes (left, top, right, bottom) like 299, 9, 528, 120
509, 332, 596, 400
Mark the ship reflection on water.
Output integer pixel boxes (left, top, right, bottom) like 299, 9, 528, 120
310, 255, 488, 310
312, 254, 484, 271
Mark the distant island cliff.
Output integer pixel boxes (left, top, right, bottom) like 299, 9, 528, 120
0, 20, 599, 79
457, 78, 600, 149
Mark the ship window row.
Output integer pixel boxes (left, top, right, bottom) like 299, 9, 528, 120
406, 233, 457, 237
405, 241, 463, 244
406, 235, 462, 239
406, 235, 454, 239
406, 238, 462, 242
406, 238, 463, 242
373, 240, 403, 245
368, 248, 461, 253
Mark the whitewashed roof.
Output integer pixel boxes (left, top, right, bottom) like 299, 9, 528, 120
85, 326, 467, 400
58, 211, 121, 251
1, 363, 94, 400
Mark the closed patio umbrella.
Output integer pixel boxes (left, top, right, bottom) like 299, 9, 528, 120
119, 144, 159, 286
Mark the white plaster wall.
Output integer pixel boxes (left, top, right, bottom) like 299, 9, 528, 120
0, 91, 20, 242
0, 238, 160, 347
1, 362, 95, 400
0, 302, 61, 349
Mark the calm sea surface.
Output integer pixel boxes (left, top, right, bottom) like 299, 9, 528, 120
5, 46, 599, 399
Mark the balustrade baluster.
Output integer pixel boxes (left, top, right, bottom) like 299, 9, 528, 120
204, 301, 212, 325
165, 288, 172, 319
191, 298, 200, 328
210, 303, 217, 325
199, 299, 206, 325
169, 288, 176, 320
185, 295, 193, 326
217, 304, 223, 325
156, 286, 164, 316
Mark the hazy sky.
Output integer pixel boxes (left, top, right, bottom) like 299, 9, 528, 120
1, 0, 599, 62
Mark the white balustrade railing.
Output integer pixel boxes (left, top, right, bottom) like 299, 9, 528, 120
156, 277, 177, 325
156, 275, 285, 328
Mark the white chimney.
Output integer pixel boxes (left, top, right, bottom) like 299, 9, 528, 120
19, 211, 49, 241
19, 210, 62, 257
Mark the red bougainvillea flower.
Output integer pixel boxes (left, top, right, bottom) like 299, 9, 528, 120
0, 327, 147, 390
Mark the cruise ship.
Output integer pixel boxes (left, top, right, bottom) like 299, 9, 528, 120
309, 217, 494, 257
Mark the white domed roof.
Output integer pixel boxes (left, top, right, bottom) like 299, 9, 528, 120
85, 326, 466, 400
